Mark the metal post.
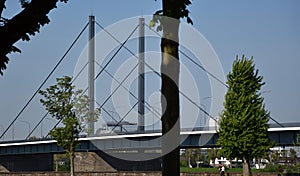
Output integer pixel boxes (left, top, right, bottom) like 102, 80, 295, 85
88, 15, 95, 136
138, 18, 145, 133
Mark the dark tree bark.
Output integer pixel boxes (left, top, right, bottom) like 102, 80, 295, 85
0, 0, 5, 17
157, 1, 192, 175
160, 1, 181, 176
161, 19, 180, 176
243, 157, 251, 176
0, 0, 68, 75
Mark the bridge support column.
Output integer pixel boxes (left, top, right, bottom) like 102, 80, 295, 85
138, 17, 145, 133
88, 15, 95, 136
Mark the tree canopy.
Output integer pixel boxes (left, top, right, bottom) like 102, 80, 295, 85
0, 0, 68, 75
217, 55, 272, 176
39, 76, 99, 176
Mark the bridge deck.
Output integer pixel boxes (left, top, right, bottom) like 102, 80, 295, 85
0, 126, 299, 156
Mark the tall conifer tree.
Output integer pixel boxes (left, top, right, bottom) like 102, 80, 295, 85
218, 55, 272, 176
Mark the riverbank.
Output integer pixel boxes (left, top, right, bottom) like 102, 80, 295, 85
0, 172, 284, 176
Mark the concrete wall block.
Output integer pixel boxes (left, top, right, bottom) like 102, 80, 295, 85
74, 152, 116, 172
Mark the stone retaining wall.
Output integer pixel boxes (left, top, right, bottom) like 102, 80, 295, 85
0, 172, 279, 176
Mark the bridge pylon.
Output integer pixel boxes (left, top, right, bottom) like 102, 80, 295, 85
88, 15, 95, 136
137, 17, 145, 133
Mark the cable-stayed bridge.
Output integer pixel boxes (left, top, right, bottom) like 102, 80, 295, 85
0, 15, 226, 141
0, 16, 299, 172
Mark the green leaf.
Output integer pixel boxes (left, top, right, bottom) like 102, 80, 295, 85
39, 76, 99, 153
149, 20, 156, 28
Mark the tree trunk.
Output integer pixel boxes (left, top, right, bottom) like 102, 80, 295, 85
243, 157, 251, 176
70, 151, 75, 176
161, 10, 180, 176
55, 161, 58, 172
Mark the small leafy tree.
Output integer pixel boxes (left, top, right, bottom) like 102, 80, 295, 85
217, 55, 272, 176
39, 76, 99, 176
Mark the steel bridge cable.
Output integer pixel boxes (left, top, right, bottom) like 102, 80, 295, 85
97, 20, 217, 122
179, 90, 217, 122
26, 112, 49, 139
72, 62, 89, 84
45, 25, 139, 138
179, 51, 283, 126
144, 23, 284, 127
93, 66, 140, 133
96, 22, 157, 80
77, 25, 140, 126
178, 50, 228, 88
78, 24, 139, 99
96, 62, 160, 119
52, 20, 282, 136
0, 23, 89, 140
111, 102, 139, 132
97, 101, 129, 133
97, 21, 219, 122
132, 55, 217, 123
144, 23, 228, 88
98, 20, 283, 128
95, 25, 139, 80
49, 25, 139, 135
180, 50, 283, 126
26, 26, 90, 140
27, 61, 90, 139
65, 25, 140, 133
95, 101, 120, 124
268, 116, 284, 127
98, 63, 138, 108
96, 22, 162, 119
45, 119, 63, 138
178, 53, 285, 126
95, 61, 161, 120
96, 21, 165, 115
95, 21, 145, 69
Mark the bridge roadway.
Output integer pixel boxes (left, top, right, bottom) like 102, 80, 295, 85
0, 125, 299, 156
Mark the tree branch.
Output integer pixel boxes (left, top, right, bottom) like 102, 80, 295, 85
0, 0, 67, 75
0, 0, 6, 18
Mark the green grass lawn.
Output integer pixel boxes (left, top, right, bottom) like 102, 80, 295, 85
180, 167, 261, 173
181, 165, 300, 174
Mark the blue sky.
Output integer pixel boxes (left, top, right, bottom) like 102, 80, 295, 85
0, 0, 299, 140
